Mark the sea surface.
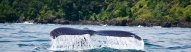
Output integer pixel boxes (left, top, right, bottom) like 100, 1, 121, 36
0, 23, 191, 52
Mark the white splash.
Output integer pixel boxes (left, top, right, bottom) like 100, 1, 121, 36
14, 21, 34, 24
49, 34, 144, 51
91, 35, 144, 50
49, 34, 95, 51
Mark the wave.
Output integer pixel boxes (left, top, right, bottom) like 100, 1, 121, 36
167, 45, 191, 50
0, 28, 12, 29
0, 40, 13, 42
17, 44, 35, 47
19, 39, 50, 42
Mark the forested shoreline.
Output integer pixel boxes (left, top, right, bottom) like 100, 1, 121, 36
0, 0, 191, 27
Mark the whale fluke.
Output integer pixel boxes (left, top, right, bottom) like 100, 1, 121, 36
50, 27, 142, 40
49, 27, 144, 50
96, 30, 142, 40
50, 27, 95, 39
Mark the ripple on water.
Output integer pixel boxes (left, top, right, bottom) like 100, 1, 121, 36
19, 39, 50, 42
17, 44, 35, 47
18, 30, 40, 33
158, 32, 175, 35
33, 39, 50, 42
144, 39, 163, 49
0, 40, 14, 42
144, 43, 162, 48
7, 35, 38, 39
0, 28, 12, 29
33, 43, 50, 52
167, 45, 191, 50
157, 41, 164, 42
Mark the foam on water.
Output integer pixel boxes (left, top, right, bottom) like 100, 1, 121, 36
49, 34, 144, 51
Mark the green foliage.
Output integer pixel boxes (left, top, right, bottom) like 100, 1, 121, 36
0, 0, 191, 22
184, 5, 191, 22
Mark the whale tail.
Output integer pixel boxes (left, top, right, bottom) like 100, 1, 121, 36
86, 30, 95, 36
49, 27, 144, 51
50, 27, 96, 39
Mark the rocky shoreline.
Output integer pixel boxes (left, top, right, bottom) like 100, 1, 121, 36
1, 18, 191, 28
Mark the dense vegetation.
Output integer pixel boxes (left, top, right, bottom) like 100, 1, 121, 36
0, 0, 191, 22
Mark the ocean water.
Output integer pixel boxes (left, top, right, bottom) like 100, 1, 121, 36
0, 23, 191, 52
